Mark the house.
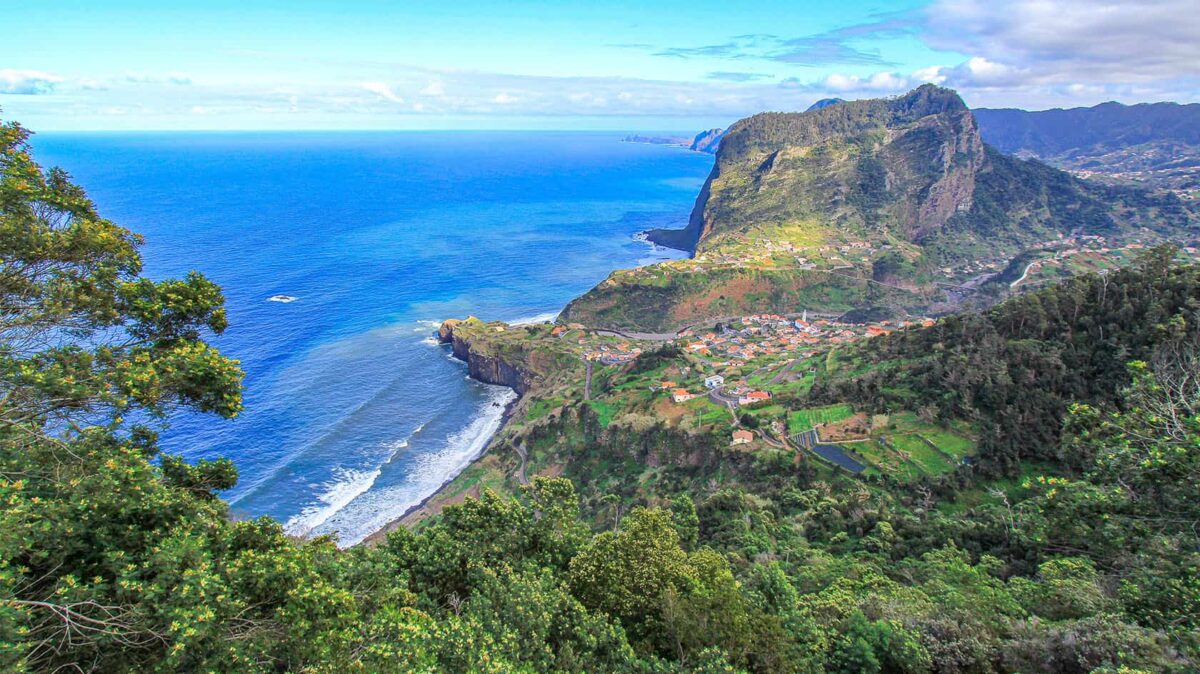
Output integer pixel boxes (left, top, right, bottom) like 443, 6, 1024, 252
731, 430, 754, 445
738, 391, 772, 406
704, 375, 725, 389
672, 388, 697, 403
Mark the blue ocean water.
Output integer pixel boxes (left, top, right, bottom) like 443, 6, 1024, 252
31, 131, 712, 545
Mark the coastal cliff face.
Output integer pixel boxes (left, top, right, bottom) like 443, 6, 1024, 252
438, 318, 581, 395
689, 128, 725, 154
439, 318, 534, 394
565, 85, 1197, 331
659, 84, 988, 253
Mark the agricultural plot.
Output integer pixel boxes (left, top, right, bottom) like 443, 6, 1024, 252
848, 440, 923, 481
787, 403, 854, 434
888, 434, 955, 474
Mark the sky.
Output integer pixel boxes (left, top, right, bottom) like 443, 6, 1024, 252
2, 0, 1198, 130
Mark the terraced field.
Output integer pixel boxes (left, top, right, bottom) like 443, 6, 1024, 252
787, 403, 855, 434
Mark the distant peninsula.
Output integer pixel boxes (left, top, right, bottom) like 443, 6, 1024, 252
622, 128, 727, 154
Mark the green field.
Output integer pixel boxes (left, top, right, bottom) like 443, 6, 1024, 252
585, 399, 620, 427
849, 440, 922, 481
921, 429, 973, 459
889, 434, 955, 474
787, 403, 855, 434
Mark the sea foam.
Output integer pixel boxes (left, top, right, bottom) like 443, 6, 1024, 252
304, 385, 515, 547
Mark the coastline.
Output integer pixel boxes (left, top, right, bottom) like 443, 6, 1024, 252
359, 231, 675, 545
361, 388, 523, 544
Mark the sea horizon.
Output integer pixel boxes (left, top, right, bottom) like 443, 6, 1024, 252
30, 129, 711, 546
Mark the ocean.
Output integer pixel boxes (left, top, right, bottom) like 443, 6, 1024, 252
31, 131, 712, 545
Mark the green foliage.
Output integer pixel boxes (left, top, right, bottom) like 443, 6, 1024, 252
3, 112, 1199, 673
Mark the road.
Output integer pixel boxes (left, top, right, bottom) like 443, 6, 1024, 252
592, 328, 680, 342
1010, 261, 1036, 289
767, 360, 799, 385
583, 360, 593, 401
514, 442, 529, 485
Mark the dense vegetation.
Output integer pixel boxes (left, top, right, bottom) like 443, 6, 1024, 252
974, 101, 1200, 191
3, 116, 1199, 672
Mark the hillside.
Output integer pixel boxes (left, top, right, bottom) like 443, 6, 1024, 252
564, 86, 1197, 331
412, 249, 1200, 672
975, 101, 1200, 192
6, 106, 1200, 673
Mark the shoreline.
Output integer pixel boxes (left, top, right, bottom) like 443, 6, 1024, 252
358, 227, 687, 545
361, 377, 523, 545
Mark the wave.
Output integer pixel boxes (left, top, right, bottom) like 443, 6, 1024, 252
282, 424, 427, 536
283, 465, 382, 536
509, 310, 559, 325
310, 384, 516, 547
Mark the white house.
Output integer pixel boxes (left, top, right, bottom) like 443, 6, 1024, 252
704, 375, 725, 389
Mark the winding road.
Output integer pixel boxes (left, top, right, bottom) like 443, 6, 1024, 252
514, 442, 529, 485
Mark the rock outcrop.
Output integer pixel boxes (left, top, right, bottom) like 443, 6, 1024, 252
689, 128, 725, 154
438, 319, 535, 394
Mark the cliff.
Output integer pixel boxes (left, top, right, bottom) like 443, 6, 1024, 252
567, 86, 1197, 331
689, 128, 725, 154
438, 317, 581, 395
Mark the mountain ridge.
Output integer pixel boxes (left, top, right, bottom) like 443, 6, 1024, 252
569, 86, 1196, 331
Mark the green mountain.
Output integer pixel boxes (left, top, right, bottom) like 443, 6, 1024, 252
564, 86, 1196, 331
975, 101, 1200, 191
6, 105, 1200, 673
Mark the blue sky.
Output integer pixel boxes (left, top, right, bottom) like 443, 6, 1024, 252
3, 0, 1198, 130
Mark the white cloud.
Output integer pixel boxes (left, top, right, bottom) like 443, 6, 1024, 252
923, 0, 1200, 85
0, 69, 63, 95
419, 80, 444, 96
822, 71, 912, 93
361, 81, 404, 103
492, 92, 517, 104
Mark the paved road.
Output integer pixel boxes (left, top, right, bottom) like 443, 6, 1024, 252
583, 360, 593, 401
767, 359, 798, 385
593, 328, 679, 342
514, 442, 529, 485
1010, 261, 1036, 289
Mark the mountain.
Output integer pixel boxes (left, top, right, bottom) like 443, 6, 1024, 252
689, 127, 725, 153
974, 101, 1200, 191
565, 85, 1196, 331
805, 97, 845, 111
